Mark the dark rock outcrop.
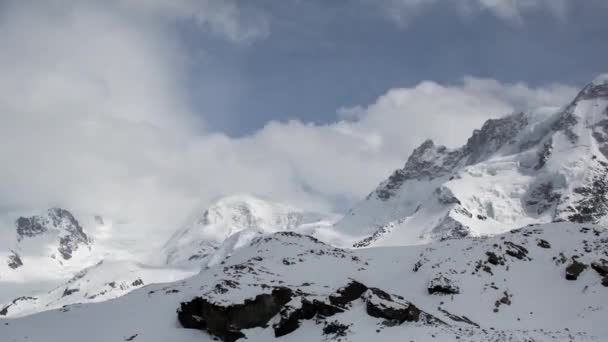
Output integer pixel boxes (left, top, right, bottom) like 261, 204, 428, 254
590, 259, 608, 277
7, 251, 23, 269
178, 287, 293, 342
428, 275, 460, 295
15, 208, 90, 260
363, 288, 424, 324
565, 259, 588, 280
274, 299, 344, 337
329, 280, 368, 307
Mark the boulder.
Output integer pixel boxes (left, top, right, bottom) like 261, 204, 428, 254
565, 259, 588, 280
428, 275, 460, 295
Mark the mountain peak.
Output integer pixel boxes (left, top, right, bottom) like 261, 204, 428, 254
336, 80, 608, 246
14, 208, 90, 261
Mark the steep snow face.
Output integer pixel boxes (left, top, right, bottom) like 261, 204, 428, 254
161, 194, 337, 267
1, 223, 607, 341
0, 208, 97, 280
336, 79, 608, 247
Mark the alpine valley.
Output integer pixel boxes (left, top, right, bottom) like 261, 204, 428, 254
2, 76, 608, 342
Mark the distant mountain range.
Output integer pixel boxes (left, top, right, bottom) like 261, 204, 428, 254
1, 75, 608, 341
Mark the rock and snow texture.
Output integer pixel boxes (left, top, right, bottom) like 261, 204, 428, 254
161, 194, 336, 267
1, 223, 607, 341
0, 208, 97, 285
336, 77, 608, 247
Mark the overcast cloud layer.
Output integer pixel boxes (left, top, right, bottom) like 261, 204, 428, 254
0, 1, 587, 238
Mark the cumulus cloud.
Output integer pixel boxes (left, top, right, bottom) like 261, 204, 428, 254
0, 1, 579, 242
378, 0, 572, 26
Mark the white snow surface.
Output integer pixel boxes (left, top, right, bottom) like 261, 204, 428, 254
1, 223, 607, 341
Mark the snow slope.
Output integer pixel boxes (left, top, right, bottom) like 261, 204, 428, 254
1, 222, 606, 341
161, 194, 339, 267
335, 77, 608, 247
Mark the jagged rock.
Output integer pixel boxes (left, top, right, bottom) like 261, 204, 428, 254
590, 259, 608, 277
486, 251, 504, 265
428, 275, 460, 295
131, 279, 144, 287
329, 280, 368, 307
15, 208, 90, 260
602, 277, 608, 287
537, 239, 551, 249
62, 288, 79, 297
363, 288, 424, 324
567, 166, 608, 224
565, 259, 588, 280
504, 241, 529, 260
7, 251, 23, 269
273, 299, 344, 337
322, 321, 350, 337
464, 112, 527, 164
178, 287, 293, 342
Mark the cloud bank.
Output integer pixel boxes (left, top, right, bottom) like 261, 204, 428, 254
0, 1, 578, 239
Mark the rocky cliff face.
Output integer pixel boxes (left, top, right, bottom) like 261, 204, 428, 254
14, 208, 90, 261
335, 77, 608, 247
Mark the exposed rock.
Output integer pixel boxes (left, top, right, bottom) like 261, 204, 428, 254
486, 251, 504, 266
565, 259, 588, 280
322, 321, 350, 337
464, 112, 527, 165
536, 239, 551, 249
62, 288, 79, 297
504, 241, 529, 260
590, 259, 608, 277
567, 166, 608, 224
363, 288, 425, 324
15, 208, 90, 260
329, 280, 368, 307
7, 251, 23, 269
437, 308, 479, 328
178, 287, 293, 342
274, 299, 344, 338
428, 275, 460, 295
131, 279, 144, 287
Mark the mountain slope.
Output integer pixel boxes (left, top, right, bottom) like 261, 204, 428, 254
1, 222, 606, 341
335, 76, 608, 247
161, 194, 337, 267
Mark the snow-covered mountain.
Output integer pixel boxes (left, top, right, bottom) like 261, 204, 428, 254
1, 222, 606, 341
2, 76, 608, 341
335, 75, 608, 247
161, 194, 338, 267
0, 208, 99, 285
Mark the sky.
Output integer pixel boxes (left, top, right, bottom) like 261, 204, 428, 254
0, 0, 606, 237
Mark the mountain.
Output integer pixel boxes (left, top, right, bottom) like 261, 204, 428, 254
161, 194, 338, 267
0, 208, 96, 280
2, 76, 608, 341
1, 222, 606, 341
335, 75, 608, 247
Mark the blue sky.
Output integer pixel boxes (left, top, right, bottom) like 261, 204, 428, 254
0, 0, 605, 232
176, 0, 608, 135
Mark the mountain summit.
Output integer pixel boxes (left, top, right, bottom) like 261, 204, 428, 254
335, 76, 608, 247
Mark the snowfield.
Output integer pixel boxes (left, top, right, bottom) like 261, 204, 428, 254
1, 223, 607, 341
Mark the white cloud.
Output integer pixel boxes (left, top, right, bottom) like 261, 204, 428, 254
379, 0, 572, 26
116, 0, 270, 43
0, 1, 578, 242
